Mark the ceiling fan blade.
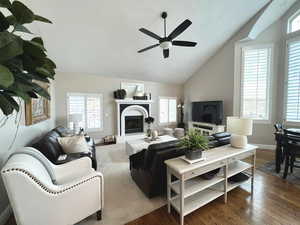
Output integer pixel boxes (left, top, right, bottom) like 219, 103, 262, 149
172, 41, 197, 47
163, 49, 169, 58
167, 19, 192, 40
138, 44, 160, 53
139, 28, 162, 41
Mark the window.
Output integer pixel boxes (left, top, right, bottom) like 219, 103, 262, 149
285, 39, 300, 122
288, 11, 300, 33
159, 97, 177, 124
67, 93, 103, 131
240, 46, 272, 121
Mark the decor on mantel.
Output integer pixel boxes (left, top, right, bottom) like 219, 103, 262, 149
114, 89, 126, 99
179, 129, 209, 160
145, 116, 155, 138
0, 0, 56, 117
138, 11, 197, 58
121, 82, 144, 99
25, 81, 50, 125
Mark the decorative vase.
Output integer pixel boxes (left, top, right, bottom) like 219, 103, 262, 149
151, 130, 158, 140
146, 128, 152, 138
185, 149, 202, 160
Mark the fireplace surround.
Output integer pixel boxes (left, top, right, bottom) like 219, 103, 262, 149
115, 99, 153, 137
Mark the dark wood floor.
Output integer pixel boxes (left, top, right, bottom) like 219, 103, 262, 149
5, 150, 300, 225
126, 150, 300, 225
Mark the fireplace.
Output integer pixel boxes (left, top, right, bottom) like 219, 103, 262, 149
125, 116, 144, 134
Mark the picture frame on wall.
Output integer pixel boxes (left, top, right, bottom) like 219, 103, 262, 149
121, 82, 144, 98
25, 81, 50, 126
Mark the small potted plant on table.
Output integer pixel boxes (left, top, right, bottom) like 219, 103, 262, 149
179, 129, 209, 160
145, 116, 155, 138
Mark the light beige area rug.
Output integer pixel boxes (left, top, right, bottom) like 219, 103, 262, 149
78, 144, 165, 225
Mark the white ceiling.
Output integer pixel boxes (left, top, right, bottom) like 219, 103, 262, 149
27, 0, 272, 84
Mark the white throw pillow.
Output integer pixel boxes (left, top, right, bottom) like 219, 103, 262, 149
57, 135, 90, 154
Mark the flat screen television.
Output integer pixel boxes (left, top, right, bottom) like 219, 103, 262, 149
192, 101, 223, 125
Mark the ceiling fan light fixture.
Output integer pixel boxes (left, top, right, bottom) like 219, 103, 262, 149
160, 41, 172, 50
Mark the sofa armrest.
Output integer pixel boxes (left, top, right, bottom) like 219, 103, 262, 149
56, 171, 104, 210
52, 157, 94, 184
129, 149, 146, 170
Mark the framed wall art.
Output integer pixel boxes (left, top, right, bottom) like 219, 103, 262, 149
25, 81, 50, 126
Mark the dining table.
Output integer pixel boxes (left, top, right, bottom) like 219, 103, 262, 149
274, 128, 300, 173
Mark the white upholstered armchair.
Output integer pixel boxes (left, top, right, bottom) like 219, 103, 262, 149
1, 147, 104, 225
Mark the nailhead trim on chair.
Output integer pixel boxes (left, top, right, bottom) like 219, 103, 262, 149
2, 168, 102, 195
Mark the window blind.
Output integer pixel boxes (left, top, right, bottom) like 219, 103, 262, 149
159, 97, 177, 124
286, 40, 300, 122
67, 93, 102, 130
241, 47, 271, 120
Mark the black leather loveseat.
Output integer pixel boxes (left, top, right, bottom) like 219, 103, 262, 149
129, 132, 231, 198
29, 126, 97, 170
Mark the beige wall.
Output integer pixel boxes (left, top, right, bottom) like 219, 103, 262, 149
0, 82, 56, 221
55, 72, 183, 140
184, 16, 285, 145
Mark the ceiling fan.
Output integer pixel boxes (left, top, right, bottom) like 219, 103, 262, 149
138, 12, 197, 58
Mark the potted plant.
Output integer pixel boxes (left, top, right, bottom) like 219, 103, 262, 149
0, 0, 56, 118
145, 116, 154, 137
179, 129, 209, 160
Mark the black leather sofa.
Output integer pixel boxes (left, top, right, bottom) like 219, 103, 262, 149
29, 126, 97, 170
129, 132, 231, 198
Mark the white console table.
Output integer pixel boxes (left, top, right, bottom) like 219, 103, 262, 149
165, 144, 257, 225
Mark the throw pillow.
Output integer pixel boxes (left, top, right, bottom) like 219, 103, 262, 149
57, 135, 90, 154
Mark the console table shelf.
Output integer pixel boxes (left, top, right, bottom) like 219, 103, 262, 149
171, 176, 224, 198
171, 187, 224, 216
165, 144, 257, 225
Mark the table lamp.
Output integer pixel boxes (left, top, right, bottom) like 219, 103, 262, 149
227, 117, 253, 148
69, 113, 83, 134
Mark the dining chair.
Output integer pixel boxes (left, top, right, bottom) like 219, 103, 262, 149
282, 129, 300, 179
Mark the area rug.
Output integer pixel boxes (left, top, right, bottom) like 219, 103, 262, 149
257, 161, 300, 187
78, 143, 165, 225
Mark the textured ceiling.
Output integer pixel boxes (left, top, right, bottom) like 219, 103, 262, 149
27, 0, 272, 84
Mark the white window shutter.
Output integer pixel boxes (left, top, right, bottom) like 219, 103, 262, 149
67, 93, 103, 131
159, 97, 177, 124
286, 40, 300, 122
241, 47, 271, 120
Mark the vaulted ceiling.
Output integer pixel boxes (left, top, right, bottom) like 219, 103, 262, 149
26, 0, 290, 84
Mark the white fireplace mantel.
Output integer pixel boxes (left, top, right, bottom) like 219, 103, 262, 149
115, 99, 153, 104
116, 99, 153, 139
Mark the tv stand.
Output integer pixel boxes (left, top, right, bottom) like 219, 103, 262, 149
188, 121, 225, 136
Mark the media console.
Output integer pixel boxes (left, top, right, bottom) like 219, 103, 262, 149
188, 121, 225, 135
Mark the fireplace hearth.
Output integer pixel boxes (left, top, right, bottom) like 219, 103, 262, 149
125, 116, 144, 134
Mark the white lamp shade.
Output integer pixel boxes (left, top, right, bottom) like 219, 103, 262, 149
227, 117, 253, 136
69, 113, 83, 123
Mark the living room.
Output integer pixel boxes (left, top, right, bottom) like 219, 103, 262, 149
1, 0, 300, 225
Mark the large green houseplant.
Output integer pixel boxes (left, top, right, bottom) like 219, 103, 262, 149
0, 0, 55, 117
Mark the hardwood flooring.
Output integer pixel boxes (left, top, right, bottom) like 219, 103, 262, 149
126, 150, 300, 225
5, 150, 300, 225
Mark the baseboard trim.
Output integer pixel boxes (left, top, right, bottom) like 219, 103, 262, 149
0, 205, 11, 225
251, 143, 276, 150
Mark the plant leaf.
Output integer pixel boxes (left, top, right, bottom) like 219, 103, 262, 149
0, 64, 14, 87
0, 0, 11, 8
0, 11, 9, 31
23, 40, 46, 58
34, 15, 52, 24
0, 31, 14, 48
6, 15, 16, 25
3, 94, 19, 111
14, 24, 32, 34
31, 37, 44, 47
0, 34, 23, 62
43, 58, 56, 69
31, 82, 50, 99
36, 67, 53, 78
11, 1, 34, 24
0, 94, 14, 116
